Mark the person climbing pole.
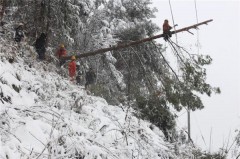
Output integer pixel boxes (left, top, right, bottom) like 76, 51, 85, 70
56, 44, 67, 66
34, 33, 47, 60
14, 23, 24, 43
85, 67, 96, 89
68, 56, 76, 82
163, 19, 172, 41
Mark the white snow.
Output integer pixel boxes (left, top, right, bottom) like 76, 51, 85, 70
0, 37, 179, 159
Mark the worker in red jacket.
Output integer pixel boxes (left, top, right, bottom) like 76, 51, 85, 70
56, 44, 67, 66
68, 56, 76, 81
163, 19, 172, 41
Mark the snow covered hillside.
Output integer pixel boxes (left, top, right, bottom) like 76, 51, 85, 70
0, 37, 182, 159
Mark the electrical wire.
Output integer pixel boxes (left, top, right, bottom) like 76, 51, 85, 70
168, 0, 178, 44
194, 0, 199, 23
194, 0, 200, 54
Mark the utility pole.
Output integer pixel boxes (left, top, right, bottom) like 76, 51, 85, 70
63, 19, 213, 60
188, 108, 191, 142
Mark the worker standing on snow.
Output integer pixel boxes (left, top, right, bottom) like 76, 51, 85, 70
68, 56, 76, 81
85, 67, 96, 89
163, 19, 172, 41
56, 44, 67, 66
76, 61, 83, 85
14, 23, 24, 43
34, 33, 47, 60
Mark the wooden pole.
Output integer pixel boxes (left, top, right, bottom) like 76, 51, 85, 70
63, 19, 213, 60
188, 109, 191, 142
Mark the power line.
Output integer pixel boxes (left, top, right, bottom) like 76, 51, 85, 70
194, 0, 200, 54
178, 110, 187, 118
167, 39, 185, 66
168, 0, 178, 44
194, 0, 199, 23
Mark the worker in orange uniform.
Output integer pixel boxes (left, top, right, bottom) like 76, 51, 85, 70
163, 19, 172, 41
68, 56, 76, 81
56, 44, 67, 66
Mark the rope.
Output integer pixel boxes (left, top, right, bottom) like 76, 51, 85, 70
151, 41, 181, 83
168, 38, 195, 62
167, 39, 186, 66
168, 0, 178, 44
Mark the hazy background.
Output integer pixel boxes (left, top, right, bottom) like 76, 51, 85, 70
151, 0, 240, 153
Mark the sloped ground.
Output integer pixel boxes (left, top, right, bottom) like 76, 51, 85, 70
0, 30, 180, 159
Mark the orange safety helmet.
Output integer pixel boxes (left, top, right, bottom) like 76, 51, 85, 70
71, 56, 76, 60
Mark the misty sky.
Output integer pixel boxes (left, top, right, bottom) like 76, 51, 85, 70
151, 0, 240, 153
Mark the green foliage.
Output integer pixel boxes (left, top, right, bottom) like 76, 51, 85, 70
90, 84, 125, 105
116, 22, 159, 42
135, 93, 176, 140
116, 25, 147, 42
197, 55, 212, 66
177, 54, 221, 110
122, 0, 156, 20
182, 55, 220, 97
193, 149, 227, 159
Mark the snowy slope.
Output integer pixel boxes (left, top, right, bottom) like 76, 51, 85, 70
0, 38, 179, 158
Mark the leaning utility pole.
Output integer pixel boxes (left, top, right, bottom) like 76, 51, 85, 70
63, 19, 213, 60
